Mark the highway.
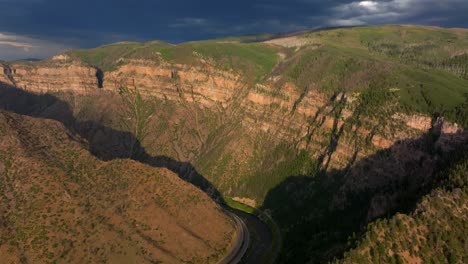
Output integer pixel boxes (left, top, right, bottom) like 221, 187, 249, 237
219, 206, 280, 264
229, 209, 276, 264
219, 211, 250, 264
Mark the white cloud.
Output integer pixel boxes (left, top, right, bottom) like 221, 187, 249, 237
0, 33, 34, 50
327, 0, 468, 27
0, 41, 33, 49
0, 32, 72, 60
358, 1, 379, 12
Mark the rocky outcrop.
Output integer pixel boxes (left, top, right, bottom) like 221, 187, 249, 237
1, 59, 248, 108
264, 36, 321, 48
1, 63, 16, 85
103, 61, 243, 107
1, 61, 99, 93
395, 113, 433, 131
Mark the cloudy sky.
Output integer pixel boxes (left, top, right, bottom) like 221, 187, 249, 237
1, 0, 468, 60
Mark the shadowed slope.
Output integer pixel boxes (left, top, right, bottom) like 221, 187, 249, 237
0, 83, 222, 199
338, 149, 468, 263
262, 120, 467, 263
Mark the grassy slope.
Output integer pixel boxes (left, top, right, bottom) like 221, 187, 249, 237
67, 25, 468, 123
68, 40, 280, 81
284, 25, 468, 125
67, 41, 172, 71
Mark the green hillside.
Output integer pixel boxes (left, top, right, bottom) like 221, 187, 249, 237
281, 25, 468, 126
68, 40, 280, 81
67, 41, 172, 71
67, 25, 468, 125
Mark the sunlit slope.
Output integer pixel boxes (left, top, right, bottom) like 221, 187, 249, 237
0, 110, 236, 264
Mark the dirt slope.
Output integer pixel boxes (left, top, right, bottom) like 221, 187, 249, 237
0, 110, 236, 263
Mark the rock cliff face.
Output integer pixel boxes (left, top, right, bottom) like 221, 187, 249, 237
103, 60, 244, 107
2, 58, 342, 121
1, 58, 462, 159
1, 61, 99, 93
1, 59, 246, 107
0, 56, 465, 205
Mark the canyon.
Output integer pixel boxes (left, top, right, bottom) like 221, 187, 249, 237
1, 25, 467, 263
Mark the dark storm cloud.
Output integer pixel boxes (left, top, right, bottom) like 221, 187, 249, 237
1, 0, 468, 59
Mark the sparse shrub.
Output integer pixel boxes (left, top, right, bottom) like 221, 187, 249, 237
118, 86, 155, 158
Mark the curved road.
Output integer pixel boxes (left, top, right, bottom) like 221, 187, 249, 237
219, 212, 250, 264
231, 209, 275, 264
219, 207, 277, 264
